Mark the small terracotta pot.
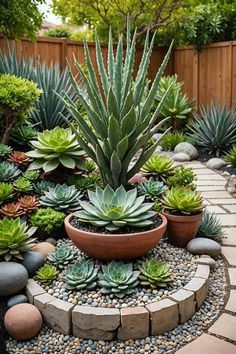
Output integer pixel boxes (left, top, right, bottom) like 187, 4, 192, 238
64, 213, 167, 260
163, 211, 203, 248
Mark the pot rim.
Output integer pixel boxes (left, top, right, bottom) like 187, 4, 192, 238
64, 212, 167, 238
162, 210, 204, 221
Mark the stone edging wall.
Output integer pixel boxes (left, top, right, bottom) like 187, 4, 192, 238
26, 257, 211, 340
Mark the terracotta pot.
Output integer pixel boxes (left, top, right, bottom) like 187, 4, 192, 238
64, 214, 167, 260
163, 211, 203, 248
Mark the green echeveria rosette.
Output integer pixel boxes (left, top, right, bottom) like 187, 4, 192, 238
35, 264, 58, 283
98, 261, 140, 298
63, 259, 98, 290
0, 161, 21, 182
138, 179, 167, 200
48, 246, 76, 267
138, 258, 172, 288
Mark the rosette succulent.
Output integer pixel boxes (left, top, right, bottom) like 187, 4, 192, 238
138, 179, 167, 200
35, 264, 58, 283
33, 180, 56, 195
7, 151, 31, 165
40, 184, 82, 212
167, 166, 197, 190
0, 144, 12, 158
22, 170, 40, 181
142, 155, 175, 181
0, 217, 37, 261
48, 246, 76, 266
13, 178, 33, 193
0, 182, 14, 204
98, 261, 140, 298
63, 259, 98, 290
74, 185, 156, 232
27, 127, 85, 173
225, 145, 236, 166
0, 202, 24, 218
138, 258, 172, 288
18, 195, 40, 213
0, 161, 21, 182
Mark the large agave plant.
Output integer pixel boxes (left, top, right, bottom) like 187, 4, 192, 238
0, 45, 34, 78
98, 261, 140, 298
27, 127, 85, 173
0, 161, 21, 182
0, 217, 37, 261
74, 185, 156, 232
188, 102, 236, 155
58, 19, 173, 188
138, 258, 172, 288
63, 259, 98, 290
40, 184, 82, 212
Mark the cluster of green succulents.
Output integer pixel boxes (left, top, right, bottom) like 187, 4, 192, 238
197, 211, 224, 241
13, 177, 33, 193
0, 217, 37, 261
0, 143, 13, 158
138, 179, 167, 200
98, 261, 140, 298
162, 187, 204, 215
35, 264, 58, 283
10, 124, 37, 147
27, 127, 85, 173
0, 161, 21, 182
30, 208, 65, 234
40, 184, 82, 212
63, 260, 98, 290
33, 180, 56, 195
141, 155, 175, 181
22, 170, 40, 182
48, 246, 76, 266
225, 145, 236, 166
159, 132, 188, 151
67, 173, 102, 192
0, 182, 14, 204
75, 185, 155, 232
167, 166, 197, 190
138, 258, 172, 288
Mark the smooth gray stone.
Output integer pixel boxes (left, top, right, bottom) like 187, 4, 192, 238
206, 158, 227, 170
173, 152, 190, 162
174, 142, 199, 160
0, 262, 28, 296
7, 294, 28, 307
21, 251, 46, 277
187, 238, 221, 257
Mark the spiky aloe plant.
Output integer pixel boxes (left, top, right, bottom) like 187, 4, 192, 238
58, 20, 173, 188
138, 258, 172, 288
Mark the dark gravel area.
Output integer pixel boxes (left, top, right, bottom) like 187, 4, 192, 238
70, 214, 163, 234
0, 298, 9, 354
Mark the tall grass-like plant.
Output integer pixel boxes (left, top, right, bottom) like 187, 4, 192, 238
59, 20, 173, 188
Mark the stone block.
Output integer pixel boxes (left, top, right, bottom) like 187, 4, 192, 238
46, 299, 74, 334
194, 263, 210, 279
117, 307, 149, 340
26, 279, 45, 304
146, 299, 178, 335
169, 289, 195, 323
184, 277, 208, 308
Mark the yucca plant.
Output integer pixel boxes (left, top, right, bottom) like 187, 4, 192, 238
0, 202, 24, 218
0, 161, 21, 182
7, 151, 31, 165
0, 143, 12, 158
0, 182, 14, 204
0, 217, 37, 261
197, 211, 224, 240
225, 145, 236, 166
48, 246, 76, 266
63, 259, 98, 290
74, 185, 156, 232
166, 166, 197, 190
35, 264, 58, 283
58, 19, 173, 189
162, 187, 204, 215
138, 179, 167, 200
98, 261, 139, 298
27, 127, 85, 173
188, 102, 236, 155
40, 184, 82, 212
159, 132, 187, 151
138, 258, 172, 288
141, 154, 175, 181
33, 180, 56, 196
0, 45, 34, 78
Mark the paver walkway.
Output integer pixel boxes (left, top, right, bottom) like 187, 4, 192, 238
175, 161, 236, 354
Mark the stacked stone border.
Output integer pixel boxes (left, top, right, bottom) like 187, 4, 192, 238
26, 257, 211, 340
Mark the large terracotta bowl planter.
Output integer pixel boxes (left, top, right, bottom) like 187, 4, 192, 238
163, 211, 203, 248
64, 213, 167, 260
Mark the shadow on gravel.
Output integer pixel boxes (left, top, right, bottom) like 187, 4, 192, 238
0, 297, 9, 354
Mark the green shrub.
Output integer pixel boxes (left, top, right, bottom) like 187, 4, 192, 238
197, 211, 224, 241
225, 145, 236, 166
30, 208, 65, 234
159, 132, 187, 151
44, 26, 72, 39
0, 74, 41, 144
167, 166, 197, 190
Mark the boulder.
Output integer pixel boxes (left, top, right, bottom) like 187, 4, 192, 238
31, 242, 55, 257
21, 251, 46, 277
187, 238, 221, 258
173, 152, 190, 162
4, 304, 42, 340
0, 262, 28, 296
174, 142, 199, 160
206, 158, 227, 170
45, 237, 57, 246
7, 294, 28, 308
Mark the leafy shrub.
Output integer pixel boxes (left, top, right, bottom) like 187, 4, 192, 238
0, 217, 37, 261
139, 258, 172, 288
188, 102, 236, 156
167, 166, 197, 190
159, 132, 188, 151
141, 155, 175, 181
74, 185, 155, 232
98, 261, 139, 298
48, 246, 76, 266
225, 145, 236, 166
0, 182, 14, 204
197, 211, 224, 241
0, 161, 21, 182
30, 208, 65, 234
44, 26, 72, 39
63, 260, 98, 290
0, 74, 41, 144
27, 127, 85, 173
35, 264, 58, 283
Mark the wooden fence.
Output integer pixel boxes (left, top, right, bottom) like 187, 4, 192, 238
0, 36, 236, 109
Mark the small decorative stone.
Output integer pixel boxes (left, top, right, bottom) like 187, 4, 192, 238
173, 153, 190, 162
21, 251, 46, 277
0, 262, 28, 296
187, 238, 221, 257
206, 158, 227, 170
198, 257, 217, 269
174, 142, 199, 160
7, 294, 28, 308
31, 242, 55, 257
4, 303, 42, 340
45, 237, 57, 246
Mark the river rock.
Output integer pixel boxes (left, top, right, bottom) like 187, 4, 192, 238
187, 238, 221, 257
7, 294, 28, 308
206, 158, 227, 170
45, 237, 57, 246
21, 251, 46, 277
174, 142, 199, 160
4, 304, 42, 340
31, 242, 55, 257
0, 262, 28, 296
173, 152, 190, 162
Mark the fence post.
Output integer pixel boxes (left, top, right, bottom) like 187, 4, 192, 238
229, 41, 233, 107
193, 49, 199, 111
61, 38, 68, 70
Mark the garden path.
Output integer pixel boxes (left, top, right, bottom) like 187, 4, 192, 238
175, 161, 236, 354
